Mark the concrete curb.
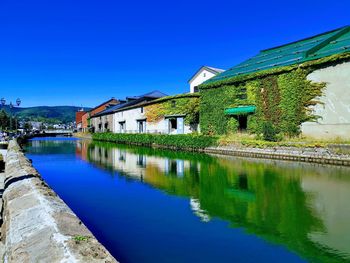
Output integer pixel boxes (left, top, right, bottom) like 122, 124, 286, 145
204, 146, 350, 166
2, 140, 118, 263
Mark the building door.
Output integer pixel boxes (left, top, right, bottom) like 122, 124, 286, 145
237, 116, 247, 131
168, 119, 177, 134
138, 120, 146, 133
177, 117, 184, 134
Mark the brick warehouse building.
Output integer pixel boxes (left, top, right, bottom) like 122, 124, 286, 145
81, 98, 120, 132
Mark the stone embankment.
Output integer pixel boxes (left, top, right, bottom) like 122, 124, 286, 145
74, 133, 92, 140
204, 145, 350, 166
0, 140, 118, 263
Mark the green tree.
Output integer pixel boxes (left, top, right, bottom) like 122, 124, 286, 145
0, 110, 9, 130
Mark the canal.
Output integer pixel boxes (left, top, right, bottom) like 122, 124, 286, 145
25, 137, 350, 263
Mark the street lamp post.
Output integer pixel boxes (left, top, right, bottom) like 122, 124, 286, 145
0, 98, 21, 133
15, 98, 21, 132
0, 98, 5, 131
9, 102, 13, 131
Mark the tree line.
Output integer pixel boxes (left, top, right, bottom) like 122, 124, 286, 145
0, 110, 20, 131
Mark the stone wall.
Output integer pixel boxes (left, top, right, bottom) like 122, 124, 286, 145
204, 145, 350, 166
2, 140, 118, 263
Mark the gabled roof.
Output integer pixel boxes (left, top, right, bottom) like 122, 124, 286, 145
141, 90, 168, 98
205, 66, 225, 73
206, 26, 350, 84
88, 98, 119, 112
93, 90, 167, 117
188, 66, 225, 83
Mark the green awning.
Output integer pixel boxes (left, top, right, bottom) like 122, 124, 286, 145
224, 106, 256, 115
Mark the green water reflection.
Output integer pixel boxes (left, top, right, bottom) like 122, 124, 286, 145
77, 140, 350, 262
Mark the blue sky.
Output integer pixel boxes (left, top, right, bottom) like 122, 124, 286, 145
0, 0, 349, 107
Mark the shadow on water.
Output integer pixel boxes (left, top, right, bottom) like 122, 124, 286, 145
25, 138, 350, 263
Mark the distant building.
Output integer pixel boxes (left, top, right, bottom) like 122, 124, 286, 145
81, 98, 120, 132
29, 121, 43, 131
75, 108, 86, 132
188, 66, 225, 93
90, 91, 200, 135
90, 91, 167, 133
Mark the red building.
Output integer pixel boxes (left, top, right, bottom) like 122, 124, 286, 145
75, 110, 86, 131
81, 98, 120, 132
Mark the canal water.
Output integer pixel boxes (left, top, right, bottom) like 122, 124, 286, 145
25, 137, 350, 263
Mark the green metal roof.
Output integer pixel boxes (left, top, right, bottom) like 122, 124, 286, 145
206, 26, 350, 84
224, 106, 256, 115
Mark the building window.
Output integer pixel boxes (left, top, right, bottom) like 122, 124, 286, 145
119, 121, 126, 133
193, 86, 199, 93
137, 120, 146, 133
171, 100, 176, 108
203, 72, 206, 77
141, 107, 144, 113
238, 88, 247, 100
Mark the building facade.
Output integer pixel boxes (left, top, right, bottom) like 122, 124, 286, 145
188, 66, 224, 93
75, 109, 86, 132
90, 92, 200, 135
81, 98, 120, 132
199, 26, 350, 139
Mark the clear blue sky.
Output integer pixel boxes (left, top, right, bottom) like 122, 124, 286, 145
0, 0, 349, 107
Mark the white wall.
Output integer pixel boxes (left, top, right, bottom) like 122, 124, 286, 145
112, 106, 195, 134
113, 107, 147, 133
189, 68, 217, 93
302, 61, 350, 139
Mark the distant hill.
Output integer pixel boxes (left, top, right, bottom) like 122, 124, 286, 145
0, 106, 91, 124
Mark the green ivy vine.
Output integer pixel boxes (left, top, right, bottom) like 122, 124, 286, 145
199, 68, 326, 136
145, 96, 200, 125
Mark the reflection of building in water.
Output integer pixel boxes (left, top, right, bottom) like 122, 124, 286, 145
190, 198, 210, 222
76, 140, 89, 161
302, 175, 350, 259
85, 142, 350, 261
87, 144, 199, 180
164, 159, 184, 177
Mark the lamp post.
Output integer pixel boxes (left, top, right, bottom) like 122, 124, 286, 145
0, 98, 21, 133
0, 98, 5, 131
15, 98, 21, 132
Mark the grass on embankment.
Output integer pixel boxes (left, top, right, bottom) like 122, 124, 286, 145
92, 132, 350, 153
92, 132, 218, 150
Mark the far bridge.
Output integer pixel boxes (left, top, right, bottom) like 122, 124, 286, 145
29, 130, 74, 138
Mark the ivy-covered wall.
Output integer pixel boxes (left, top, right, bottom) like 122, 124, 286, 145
199, 68, 325, 136
145, 95, 200, 125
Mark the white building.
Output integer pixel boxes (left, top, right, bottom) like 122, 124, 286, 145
188, 66, 225, 93
91, 91, 200, 135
